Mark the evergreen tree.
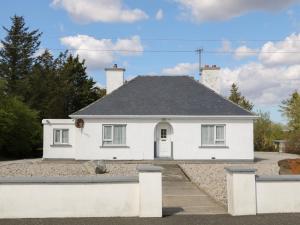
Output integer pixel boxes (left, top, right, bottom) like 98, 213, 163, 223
228, 83, 254, 111
0, 15, 42, 98
26, 50, 56, 119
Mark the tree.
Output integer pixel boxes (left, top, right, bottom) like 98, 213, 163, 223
254, 111, 284, 152
0, 94, 41, 158
0, 15, 42, 98
228, 83, 254, 111
27, 51, 105, 119
280, 91, 300, 153
59, 54, 103, 117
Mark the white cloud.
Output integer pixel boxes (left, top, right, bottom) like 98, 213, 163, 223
219, 63, 300, 106
234, 45, 257, 60
175, 0, 300, 22
60, 35, 143, 69
51, 0, 148, 23
259, 33, 300, 66
155, 9, 164, 20
0, 42, 3, 49
161, 63, 198, 75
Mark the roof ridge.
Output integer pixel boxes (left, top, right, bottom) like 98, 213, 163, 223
187, 76, 256, 116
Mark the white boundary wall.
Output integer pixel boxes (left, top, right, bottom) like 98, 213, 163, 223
42, 117, 254, 160
0, 166, 162, 218
226, 167, 300, 216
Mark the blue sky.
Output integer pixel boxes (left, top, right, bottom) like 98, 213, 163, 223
2, 0, 300, 123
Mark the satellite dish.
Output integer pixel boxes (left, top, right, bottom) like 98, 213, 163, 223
75, 119, 84, 128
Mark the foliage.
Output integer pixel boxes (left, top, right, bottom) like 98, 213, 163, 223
26, 50, 105, 119
280, 91, 300, 153
0, 16, 105, 158
254, 111, 284, 152
0, 15, 42, 98
0, 95, 41, 158
228, 83, 254, 111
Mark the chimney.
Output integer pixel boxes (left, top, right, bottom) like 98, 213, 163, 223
200, 65, 221, 93
105, 64, 125, 94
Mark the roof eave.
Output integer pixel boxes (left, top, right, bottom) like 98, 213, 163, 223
69, 114, 259, 119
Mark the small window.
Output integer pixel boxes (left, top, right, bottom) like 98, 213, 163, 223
161, 129, 167, 138
102, 125, 126, 146
201, 125, 225, 146
53, 129, 69, 145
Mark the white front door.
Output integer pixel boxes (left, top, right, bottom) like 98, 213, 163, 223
157, 124, 172, 158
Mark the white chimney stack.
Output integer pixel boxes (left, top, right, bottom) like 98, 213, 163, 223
105, 64, 125, 94
200, 65, 221, 93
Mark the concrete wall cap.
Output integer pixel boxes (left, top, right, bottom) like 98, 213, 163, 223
256, 175, 300, 182
137, 165, 163, 172
0, 176, 138, 184
225, 167, 257, 173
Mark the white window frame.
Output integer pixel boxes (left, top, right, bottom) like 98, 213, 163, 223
53, 129, 69, 145
201, 124, 226, 146
102, 124, 126, 146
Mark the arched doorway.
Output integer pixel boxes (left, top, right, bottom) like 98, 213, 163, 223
154, 122, 173, 159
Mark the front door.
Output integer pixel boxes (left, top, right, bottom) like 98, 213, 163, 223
157, 124, 171, 158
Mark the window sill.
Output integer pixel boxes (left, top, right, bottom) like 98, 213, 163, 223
199, 146, 229, 149
50, 144, 72, 148
100, 145, 129, 148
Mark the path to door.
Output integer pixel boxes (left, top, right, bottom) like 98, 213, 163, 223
157, 164, 226, 216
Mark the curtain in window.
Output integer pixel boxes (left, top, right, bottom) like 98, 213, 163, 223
62, 130, 69, 143
216, 126, 224, 140
54, 130, 60, 143
103, 126, 112, 140
201, 125, 214, 145
113, 125, 126, 144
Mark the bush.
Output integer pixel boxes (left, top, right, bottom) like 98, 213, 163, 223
0, 97, 42, 158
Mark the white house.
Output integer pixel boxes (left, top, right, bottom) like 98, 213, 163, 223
42, 64, 257, 160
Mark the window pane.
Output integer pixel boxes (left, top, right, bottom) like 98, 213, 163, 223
62, 130, 69, 144
216, 126, 225, 140
113, 125, 126, 144
54, 130, 60, 143
202, 125, 214, 145
161, 129, 167, 138
103, 126, 112, 140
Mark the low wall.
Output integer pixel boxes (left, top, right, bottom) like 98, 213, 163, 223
0, 166, 162, 218
225, 167, 300, 216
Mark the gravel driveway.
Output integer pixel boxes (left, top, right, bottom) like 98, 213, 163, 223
0, 159, 138, 177
180, 152, 300, 206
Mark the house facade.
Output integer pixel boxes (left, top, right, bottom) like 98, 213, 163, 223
42, 64, 256, 160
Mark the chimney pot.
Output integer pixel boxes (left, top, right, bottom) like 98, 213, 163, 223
113, 64, 118, 68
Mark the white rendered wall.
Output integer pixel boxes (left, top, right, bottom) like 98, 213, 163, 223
201, 69, 221, 93
42, 119, 76, 159
256, 181, 300, 213
106, 70, 124, 94
0, 166, 162, 218
43, 118, 254, 160
0, 183, 139, 218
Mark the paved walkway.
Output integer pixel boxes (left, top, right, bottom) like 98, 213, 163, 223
158, 164, 226, 215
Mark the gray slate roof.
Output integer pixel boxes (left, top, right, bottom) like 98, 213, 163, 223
71, 76, 253, 116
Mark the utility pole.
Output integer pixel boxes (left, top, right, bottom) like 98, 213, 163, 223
195, 48, 203, 79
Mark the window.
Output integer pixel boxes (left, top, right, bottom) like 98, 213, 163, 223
53, 129, 69, 145
201, 125, 225, 146
161, 129, 167, 138
102, 125, 126, 146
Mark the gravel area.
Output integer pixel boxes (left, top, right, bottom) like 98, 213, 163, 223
179, 152, 300, 207
0, 159, 139, 177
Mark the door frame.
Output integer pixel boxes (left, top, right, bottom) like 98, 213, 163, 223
154, 122, 173, 159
